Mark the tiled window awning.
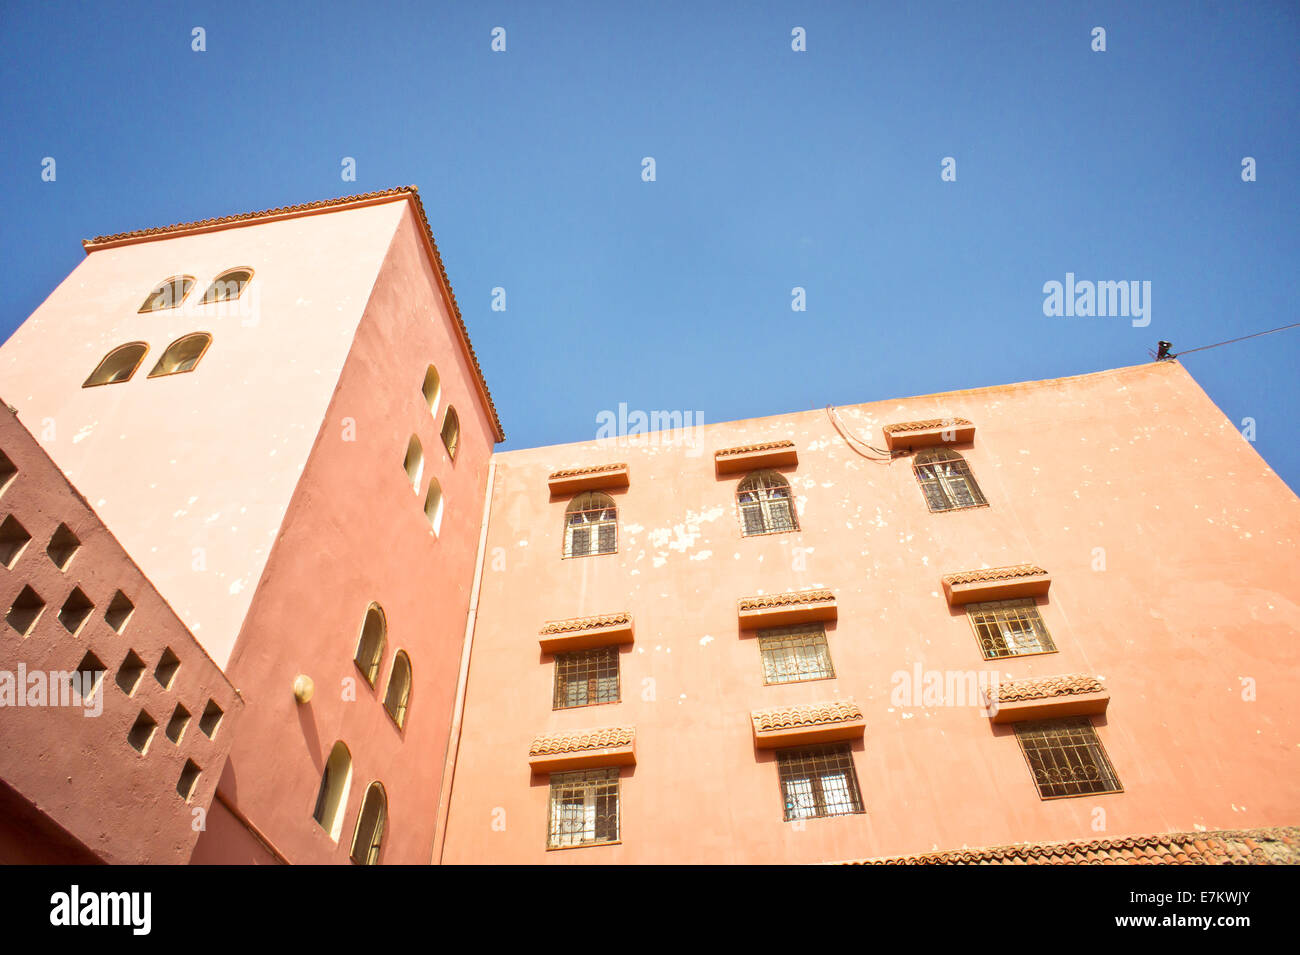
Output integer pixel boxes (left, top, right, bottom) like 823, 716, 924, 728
985, 674, 1110, 723
528, 726, 636, 773
942, 564, 1051, 605
737, 589, 837, 629
714, 440, 798, 475
547, 463, 630, 496
751, 700, 865, 748
538, 612, 635, 654
882, 417, 975, 451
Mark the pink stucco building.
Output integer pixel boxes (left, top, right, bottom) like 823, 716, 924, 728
2, 188, 1298, 865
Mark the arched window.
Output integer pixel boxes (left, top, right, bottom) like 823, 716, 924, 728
383, 651, 412, 729
350, 782, 387, 865
147, 333, 211, 378
200, 268, 253, 304
440, 406, 460, 460
913, 447, 987, 512
422, 364, 442, 416
564, 491, 617, 558
737, 470, 797, 536
138, 276, 194, 313
312, 741, 353, 841
423, 478, 444, 535
83, 342, 148, 388
353, 603, 386, 686
402, 436, 423, 492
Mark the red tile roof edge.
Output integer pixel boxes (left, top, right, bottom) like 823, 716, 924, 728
836, 826, 1300, 865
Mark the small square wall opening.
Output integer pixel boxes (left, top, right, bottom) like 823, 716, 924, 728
177, 760, 201, 801
115, 649, 145, 696
199, 699, 224, 739
0, 449, 16, 496
0, 515, 32, 569
104, 590, 134, 634
73, 650, 105, 701
166, 703, 191, 743
154, 647, 180, 689
6, 585, 45, 637
127, 710, 157, 754
58, 587, 94, 635
46, 524, 81, 570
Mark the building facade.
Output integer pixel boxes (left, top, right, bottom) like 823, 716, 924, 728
2, 189, 1298, 864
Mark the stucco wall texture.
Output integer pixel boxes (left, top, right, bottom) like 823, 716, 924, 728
0, 406, 243, 864
197, 205, 495, 864
0, 201, 404, 669
4, 192, 1298, 865
441, 360, 1300, 864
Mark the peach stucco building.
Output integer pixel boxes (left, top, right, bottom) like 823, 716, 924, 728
2, 188, 1298, 865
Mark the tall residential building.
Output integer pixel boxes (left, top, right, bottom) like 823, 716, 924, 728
2, 189, 1298, 865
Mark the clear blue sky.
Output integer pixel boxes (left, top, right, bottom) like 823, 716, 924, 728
2, 2, 1297, 487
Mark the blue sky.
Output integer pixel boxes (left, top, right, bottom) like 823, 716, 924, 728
2, 1, 1297, 488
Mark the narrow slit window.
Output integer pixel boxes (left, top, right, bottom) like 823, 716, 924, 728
912, 447, 987, 512
383, 651, 412, 729
422, 364, 442, 416
353, 603, 386, 686
83, 342, 149, 387
138, 276, 194, 313
312, 741, 353, 840
737, 470, 797, 536
148, 333, 211, 378
403, 436, 424, 492
350, 782, 387, 865
440, 406, 460, 459
563, 491, 617, 558
424, 478, 444, 534
200, 268, 252, 304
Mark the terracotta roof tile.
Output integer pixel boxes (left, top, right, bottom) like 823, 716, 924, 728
882, 417, 973, 434
538, 612, 632, 636
990, 674, 1105, 703
528, 727, 635, 757
738, 589, 835, 612
81, 186, 504, 442
715, 439, 796, 458
943, 564, 1049, 586
547, 463, 627, 480
751, 700, 863, 733
839, 826, 1300, 865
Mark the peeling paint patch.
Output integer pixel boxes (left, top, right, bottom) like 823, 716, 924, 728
699, 635, 713, 646
72, 424, 95, 444
690, 550, 712, 561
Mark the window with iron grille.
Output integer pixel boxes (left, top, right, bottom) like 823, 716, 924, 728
547, 768, 620, 848
757, 624, 834, 684
737, 469, 797, 536
912, 447, 987, 512
563, 491, 617, 557
966, 598, 1056, 659
776, 744, 864, 821
553, 646, 620, 708
1014, 717, 1123, 799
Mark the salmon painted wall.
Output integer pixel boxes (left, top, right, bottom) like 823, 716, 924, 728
442, 361, 1300, 864
196, 205, 496, 864
0, 407, 243, 864
0, 202, 405, 668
